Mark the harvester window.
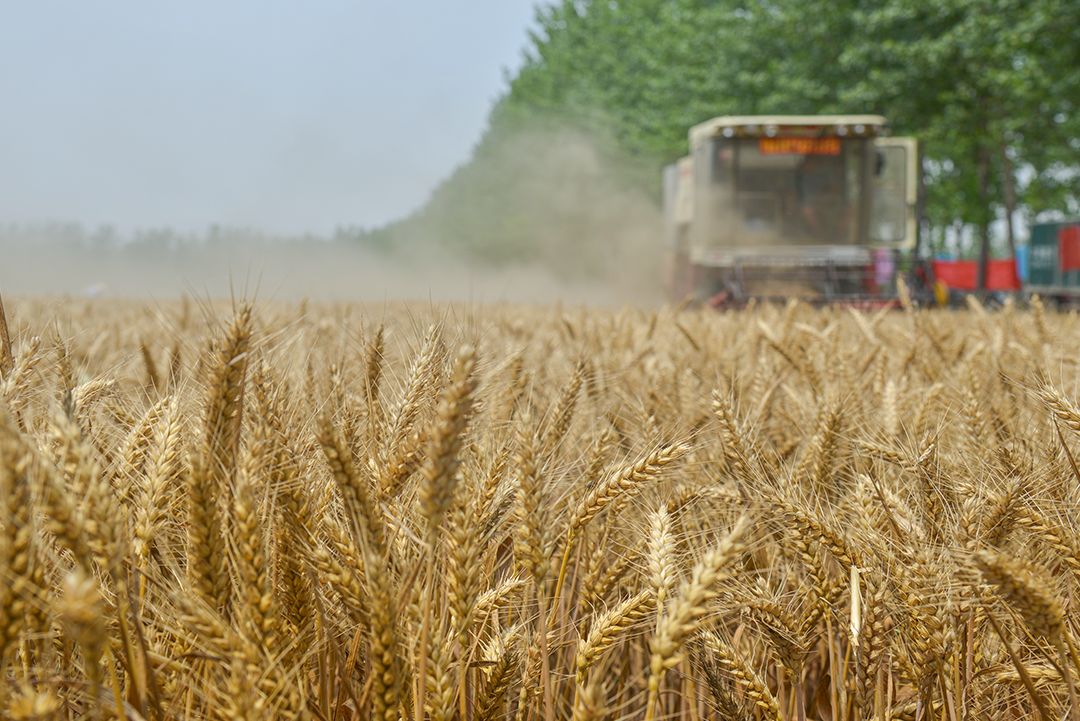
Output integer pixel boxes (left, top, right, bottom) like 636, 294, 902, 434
870, 145, 909, 243
793, 154, 848, 240
711, 145, 733, 183
730, 142, 801, 244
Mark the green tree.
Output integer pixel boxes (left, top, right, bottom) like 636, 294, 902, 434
390, 0, 1080, 288
835, 0, 1080, 285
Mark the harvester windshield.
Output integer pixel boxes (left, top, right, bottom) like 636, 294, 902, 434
696, 134, 865, 247
688, 117, 886, 256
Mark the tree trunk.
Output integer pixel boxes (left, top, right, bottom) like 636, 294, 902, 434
1000, 141, 1017, 260
976, 143, 993, 293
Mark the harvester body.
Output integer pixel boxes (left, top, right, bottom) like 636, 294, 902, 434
664, 116, 918, 304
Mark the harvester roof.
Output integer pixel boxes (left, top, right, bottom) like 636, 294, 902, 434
689, 115, 888, 146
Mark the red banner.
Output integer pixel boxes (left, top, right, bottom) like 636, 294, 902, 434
932, 259, 1021, 291
759, 137, 841, 155
1059, 224, 1080, 272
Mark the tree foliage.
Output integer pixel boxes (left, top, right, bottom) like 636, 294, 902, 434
837, 0, 1080, 252
400, 0, 1080, 266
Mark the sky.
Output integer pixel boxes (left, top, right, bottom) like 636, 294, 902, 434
0, 2, 542, 236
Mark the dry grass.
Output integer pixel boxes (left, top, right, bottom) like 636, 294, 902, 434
1, 293, 1080, 720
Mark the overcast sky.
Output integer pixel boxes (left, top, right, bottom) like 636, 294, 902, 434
0, 2, 541, 236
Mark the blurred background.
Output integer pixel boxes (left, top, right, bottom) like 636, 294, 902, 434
2, 1, 1076, 305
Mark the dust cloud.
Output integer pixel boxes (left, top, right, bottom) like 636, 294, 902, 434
1, 128, 669, 309
0, 235, 649, 307
395, 126, 667, 303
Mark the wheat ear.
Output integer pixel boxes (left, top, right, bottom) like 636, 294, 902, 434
55, 568, 112, 718
647, 506, 677, 609
555, 441, 690, 608
363, 322, 386, 443
575, 589, 655, 686
116, 395, 169, 500
853, 568, 888, 716
475, 627, 521, 721
424, 622, 456, 721
510, 427, 554, 721
188, 305, 251, 613
231, 465, 277, 650
368, 558, 401, 721
0, 419, 33, 670
740, 592, 809, 678
646, 514, 751, 720
316, 415, 388, 561
415, 344, 477, 721
418, 343, 477, 548
572, 677, 605, 721
700, 631, 782, 721
447, 488, 483, 678
974, 549, 1063, 639
140, 337, 161, 393
2, 335, 40, 427
380, 324, 443, 495
1037, 382, 1080, 436
304, 519, 370, 626
570, 442, 691, 541
542, 356, 585, 455
0, 290, 11, 381
134, 398, 185, 592
711, 390, 758, 490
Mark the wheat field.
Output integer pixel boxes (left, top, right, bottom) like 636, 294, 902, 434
1, 291, 1080, 720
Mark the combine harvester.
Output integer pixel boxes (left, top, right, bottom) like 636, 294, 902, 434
663, 115, 919, 306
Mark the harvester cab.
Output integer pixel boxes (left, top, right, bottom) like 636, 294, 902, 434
663, 116, 918, 306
